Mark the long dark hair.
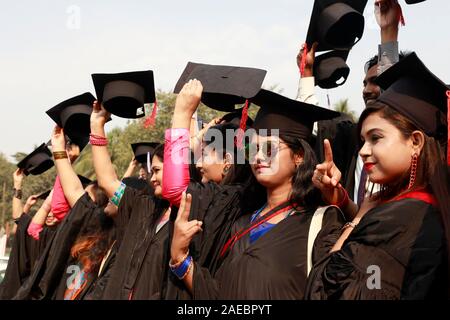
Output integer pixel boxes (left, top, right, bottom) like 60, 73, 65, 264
71, 182, 115, 273
358, 102, 450, 288
279, 134, 323, 210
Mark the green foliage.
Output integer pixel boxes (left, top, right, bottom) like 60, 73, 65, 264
334, 98, 357, 122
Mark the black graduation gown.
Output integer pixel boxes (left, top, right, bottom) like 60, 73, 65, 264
101, 187, 170, 300
0, 214, 34, 300
13, 193, 101, 300
305, 198, 448, 300
165, 181, 253, 300
193, 206, 345, 300
79, 243, 117, 300
0, 214, 57, 300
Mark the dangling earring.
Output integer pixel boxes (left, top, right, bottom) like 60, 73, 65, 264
408, 153, 419, 189
223, 166, 230, 176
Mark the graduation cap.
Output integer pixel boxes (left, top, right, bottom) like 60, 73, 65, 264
251, 89, 340, 141
374, 52, 449, 158
77, 175, 92, 188
306, 0, 368, 52
36, 189, 51, 200
131, 142, 160, 164
314, 50, 350, 89
46, 93, 95, 140
17, 143, 54, 176
174, 62, 267, 112
92, 70, 156, 119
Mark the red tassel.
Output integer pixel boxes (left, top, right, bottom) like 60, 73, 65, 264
300, 43, 308, 76
398, 3, 406, 26
446, 90, 450, 166
143, 101, 158, 128
235, 100, 249, 149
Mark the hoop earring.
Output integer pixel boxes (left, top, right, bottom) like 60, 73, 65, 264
408, 153, 419, 189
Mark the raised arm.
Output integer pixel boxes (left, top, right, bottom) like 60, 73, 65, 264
162, 80, 203, 206
122, 159, 138, 179
375, 0, 401, 74
12, 169, 25, 220
28, 191, 53, 240
51, 126, 86, 207
90, 101, 121, 198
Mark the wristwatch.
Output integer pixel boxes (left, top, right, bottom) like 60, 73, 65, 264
13, 188, 23, 200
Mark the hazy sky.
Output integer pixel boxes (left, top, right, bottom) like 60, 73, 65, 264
1, 0, 449, 162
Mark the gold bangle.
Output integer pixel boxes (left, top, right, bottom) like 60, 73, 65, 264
169, 250, 190, 269
53, 151, 68, 160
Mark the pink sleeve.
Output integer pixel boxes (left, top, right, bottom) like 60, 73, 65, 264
51, 176, 71, 221
162, 128, 191, 207
27, 222, 44, 240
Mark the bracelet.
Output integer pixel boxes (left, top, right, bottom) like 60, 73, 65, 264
89, 134, 108, 146
333, 186, 350, 210
170, 255, 193, 280
13, 188, 22, 200
169, 250, 190, 269
110, 182, 126, 206
53, 151, 68, 160
341, 221, 358, 231
180, 258, 194, 280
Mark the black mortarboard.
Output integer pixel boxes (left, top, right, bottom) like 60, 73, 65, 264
251, 89, 340, 141
374, 52, 448, 140
174, 62, 266, 112
36, 189, 51, 200
46, 92, 95, 139
405, 0, 425, 4
17, 143, 54, 176
92, 70, 155, 119
66, 135, 89, 152
306, 0, 368, 52
131, 142, 160, 164
77, 175, 93, 188
314, 50, 350, 89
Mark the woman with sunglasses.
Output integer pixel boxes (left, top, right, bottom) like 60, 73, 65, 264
168, 82, 346, 299
162, 79, 265, 299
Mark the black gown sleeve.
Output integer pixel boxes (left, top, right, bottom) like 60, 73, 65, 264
305, 199, 447, 300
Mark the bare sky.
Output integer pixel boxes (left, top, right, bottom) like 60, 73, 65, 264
1, 0, 448, 162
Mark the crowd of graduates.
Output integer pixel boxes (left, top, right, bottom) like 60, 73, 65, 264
0, 0, 449, 300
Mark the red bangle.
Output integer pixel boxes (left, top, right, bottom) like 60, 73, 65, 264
333, 186, 349, 209
89, 134, 108, 146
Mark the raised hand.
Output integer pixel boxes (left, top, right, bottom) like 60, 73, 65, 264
91, 100, 111, 127
171, 192, 203, 264
13, 168, 25, 189
175, 79, 203, 117
375, 0, 402, 30
23, 195, 39, 213
297, 42, 318, 77
51, 125, 67, 152
312, 139, 344, 205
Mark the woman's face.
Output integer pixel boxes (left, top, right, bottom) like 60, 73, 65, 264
248, 134, 298, 189
195, 145, 228, 184
45, 212, 58, 227
359, 112, 414, 185
138, 167, 148, 180
150, 155, 164, 198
